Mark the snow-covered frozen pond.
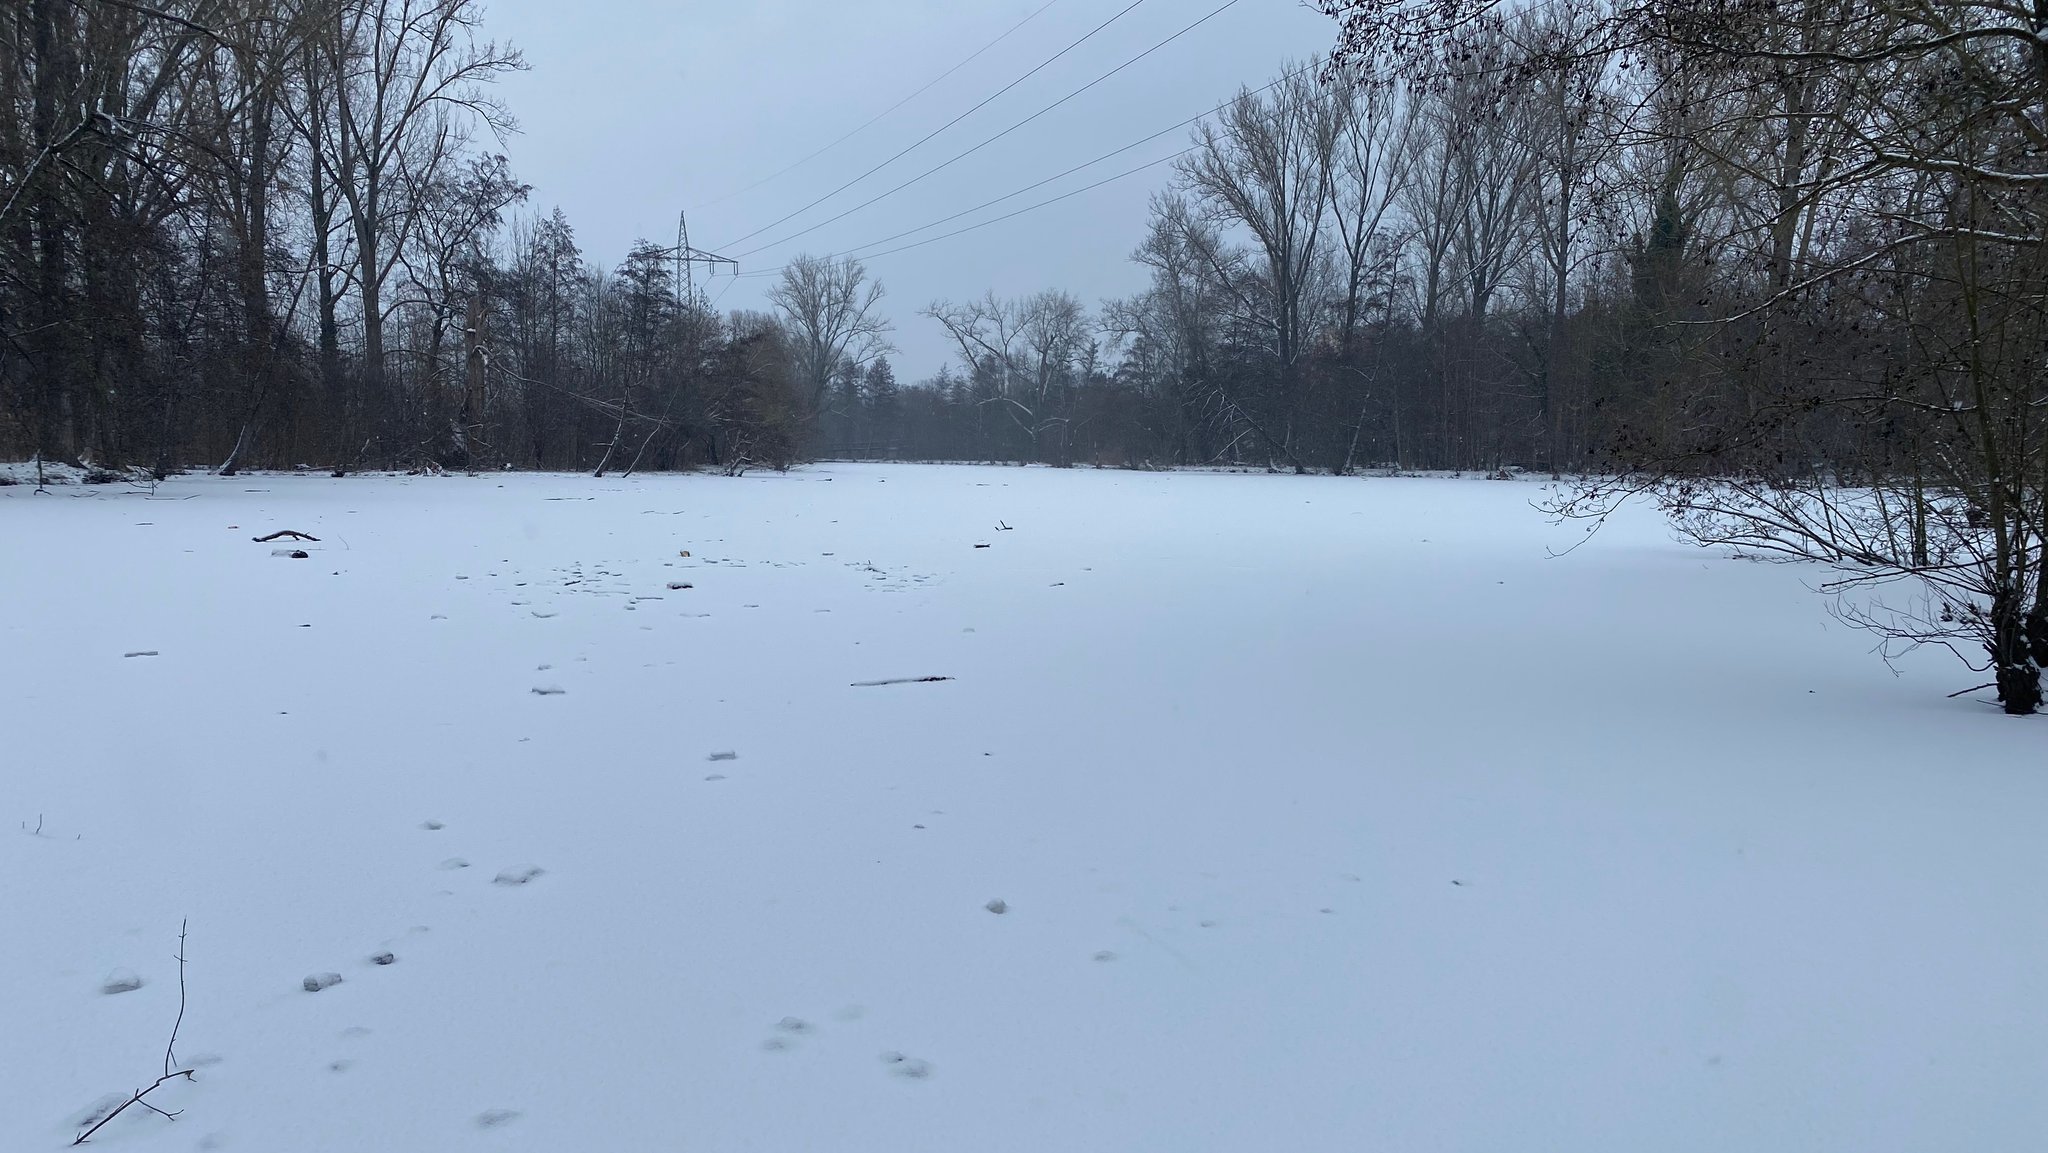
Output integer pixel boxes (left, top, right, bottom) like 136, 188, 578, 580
4, 463, 2043, 1151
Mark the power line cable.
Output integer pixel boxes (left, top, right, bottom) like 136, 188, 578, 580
688, 0, 1065, 212
729, 0, 1246, 261
733, 58, 1317, 276
732, 147, 1187, 280
715, 0, 1151, 251
847, 151, 1188, 263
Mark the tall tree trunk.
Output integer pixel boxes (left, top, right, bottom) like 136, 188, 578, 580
28, 0, 78, 464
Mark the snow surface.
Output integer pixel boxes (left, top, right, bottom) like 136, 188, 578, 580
2, 463, 2044, 1152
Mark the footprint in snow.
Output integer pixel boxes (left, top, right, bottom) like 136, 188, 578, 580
99, 970, 144, 995
493, 865, 545, 886
475, 1109, 522, 1129
760, 1017, 813, 1050
880, 1052, 933, 1080
303, 972, 344, 992
439, 857, 471, 870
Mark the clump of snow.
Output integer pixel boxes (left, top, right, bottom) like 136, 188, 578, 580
0, 459, 146, 487
99, 969, 144, 995
302, 972, 343, 992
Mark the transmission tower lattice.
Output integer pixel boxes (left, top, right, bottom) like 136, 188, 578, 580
673, 210, 736, 308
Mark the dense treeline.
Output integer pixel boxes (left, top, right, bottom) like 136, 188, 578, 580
0, 0, 802, 478
1358, 0, 2048, 714
2, 0, 2043, 708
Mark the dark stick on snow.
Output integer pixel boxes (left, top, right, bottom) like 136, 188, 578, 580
251, 530, 320, 542
850, 676, 956, 687
1947, 682, 1999, 698
73, 921, 196, 1145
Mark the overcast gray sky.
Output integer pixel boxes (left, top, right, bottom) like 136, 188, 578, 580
481, 0, 1338, 380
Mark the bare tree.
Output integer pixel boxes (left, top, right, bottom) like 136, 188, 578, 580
1104, 193, 1234, 464
1177, 62, 1342, 470
1395, 44, 1540, 471
205, 0, 325, 475
766, 253, 891, 428
924, 290, 1091, 465
1322, 72, 1415, 470
1512, 3, 1615, 471
1326, 73, 1414, 356
310, 0, 522, 466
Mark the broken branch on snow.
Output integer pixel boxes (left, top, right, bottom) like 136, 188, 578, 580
73, 920, 196, 1145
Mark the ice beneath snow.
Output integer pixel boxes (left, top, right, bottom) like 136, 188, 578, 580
3, 462, 2045, 1151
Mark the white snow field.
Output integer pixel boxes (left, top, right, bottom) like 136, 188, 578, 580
3, 463, 2043, 1152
